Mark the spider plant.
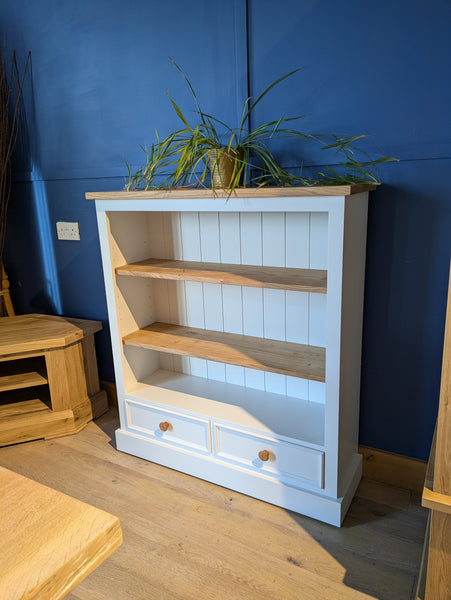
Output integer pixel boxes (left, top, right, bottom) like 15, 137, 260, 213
125, 62, 396, 194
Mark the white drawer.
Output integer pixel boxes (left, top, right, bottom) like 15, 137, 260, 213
213, 423, 324, 488
125, 399, 210, 454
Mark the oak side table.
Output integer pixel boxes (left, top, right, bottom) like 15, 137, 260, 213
0, 313, 108, 446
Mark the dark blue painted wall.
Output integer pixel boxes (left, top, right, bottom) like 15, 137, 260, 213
1, 0, 450, 460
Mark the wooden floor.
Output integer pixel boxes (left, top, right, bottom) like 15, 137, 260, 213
0, 408, 427, 600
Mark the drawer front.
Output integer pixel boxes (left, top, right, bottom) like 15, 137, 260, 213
213, 424, 324, 488
125, 399, 210, 454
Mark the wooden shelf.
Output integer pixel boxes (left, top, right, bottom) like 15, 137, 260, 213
116, 259, 327, 293
0, 371, 48, 393
0, 398, 50, 420
123, 322, 326, 382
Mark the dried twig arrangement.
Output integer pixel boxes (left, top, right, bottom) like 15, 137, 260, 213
0, 50, 30, 316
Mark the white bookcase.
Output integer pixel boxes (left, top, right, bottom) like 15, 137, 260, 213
88, 185, 372, 526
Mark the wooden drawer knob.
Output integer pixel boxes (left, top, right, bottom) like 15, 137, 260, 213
159, 421, 170, 432
258, 450, 270, 462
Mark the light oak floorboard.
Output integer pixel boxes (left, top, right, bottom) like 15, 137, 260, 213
0, 408, 427, 600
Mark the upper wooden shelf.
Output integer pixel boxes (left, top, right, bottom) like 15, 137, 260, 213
116, 259, 327, 294
86, 184, 376, 200
123, 322, 326, 382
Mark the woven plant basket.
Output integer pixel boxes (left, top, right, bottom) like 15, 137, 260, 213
208, 148, 241, 189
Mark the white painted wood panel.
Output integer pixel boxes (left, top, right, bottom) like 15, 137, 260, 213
309, 212, 328, 270
285, 213, 311, 400
240, 212, 262, 265
262, 213, 286, 395
219, 213, 244, 386
219, 212, 241, 264
179, 213, 206, 376
308, 213, 328, 404
285, 212, 310, 269
125, 399, 210, 454
240, 212, 265, 390
242, 287, 265, 391
213, 423, 324, 488
286, 290, 310, 399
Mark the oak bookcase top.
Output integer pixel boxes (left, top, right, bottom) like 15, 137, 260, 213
86, 184, 376, 200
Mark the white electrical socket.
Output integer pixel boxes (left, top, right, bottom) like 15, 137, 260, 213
56, 221, 80, 241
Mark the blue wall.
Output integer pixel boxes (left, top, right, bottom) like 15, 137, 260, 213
1, 0, 450, 460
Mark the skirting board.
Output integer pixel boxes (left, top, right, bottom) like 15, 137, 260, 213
100, 382, 426, 493
359, 445, 427, 493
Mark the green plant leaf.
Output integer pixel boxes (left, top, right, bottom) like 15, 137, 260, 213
242, 68, 303, 125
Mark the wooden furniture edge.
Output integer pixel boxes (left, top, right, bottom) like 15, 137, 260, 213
432, 261, 451, 497
421, 262, 451, 514
85, 184, 377, 200
419, 262, 451, 599
422, 487, 451, 514
0, 466, 122, 600
420, 425, 451, 513
1, 265, 15, 316
0, 314, 103, 355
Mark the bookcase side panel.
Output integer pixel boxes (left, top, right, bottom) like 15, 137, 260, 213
337, 193, 368, 496
322, 200, 346, 497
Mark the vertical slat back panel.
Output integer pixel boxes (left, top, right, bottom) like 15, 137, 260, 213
262, 213, 286, 395
241, 212, 265, 390
199, 212, 226, 382
180, 212, 206, 377
286, 291, 310, 400
219, 213, 244, 386
141, 208, 328, 400
309, 213, 328, 269
286, 212, 310, 269
286, 212, 311, 399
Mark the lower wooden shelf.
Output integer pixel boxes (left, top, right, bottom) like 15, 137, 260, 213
123, 322, 326, 383
0, 399, 74, 446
